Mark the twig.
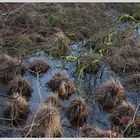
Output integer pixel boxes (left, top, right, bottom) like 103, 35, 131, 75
28, 69, 43, 102
36, 72, 43, 102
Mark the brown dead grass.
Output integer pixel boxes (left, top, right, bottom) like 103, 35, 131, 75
108, 37, 140, 74
44, 94, 63, 111
110, 102, 135, 132
29, 59, 50, 75
124, 117, 140, 137
97, 78, 126, 112
26, 103, 62, 137
66, 96, 89, 128
0, 3, 113, 57
48, 72, 76, 99
79, 124, 119, 137
123, 73, 140, 91
0, 54, 25, 83
7, 76, 33, 99
3, 94, 30, 126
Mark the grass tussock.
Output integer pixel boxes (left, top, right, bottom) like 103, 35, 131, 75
26, 103, 62, 137
66, 96, 89, 127
108, 37, 140, 74
3, 95, 30, 126
48, 72, 76, 99
97, 78, 126, 112
29, 59, 50, 75
44, 94, 63, 111
0, 54, 25, 83
7, 76, 33, 99
110, 102, 135, 132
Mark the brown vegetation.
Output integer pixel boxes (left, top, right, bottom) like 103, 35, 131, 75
0, 3, 113, 58
123, 73, 140, 91
29, 59, 50, 75
79, 124, 118, 137
3, 95, 30, 126
44, 94, 63, 111
108, 37, 140, 74
124, 117, 140, 137
26, 104, 62, 137
78, 53, 101, 74
0, 54, 25, 83
66, 96, 89, 127
97, 78, 126, 111
110, 102, 135, 131
7, 76, 33, 99
48, 72, 76, 99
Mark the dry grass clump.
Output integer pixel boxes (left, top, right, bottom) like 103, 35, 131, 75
66, 96, 89, 127
7, 76, 33, 99
3, 95, 30, 126
26, 104, 62, 137
29, 59, 50, 75
124, 117, 140, 137
0, 3, 113, 57
0, 54, 25, 83
78, 53, 101, 74
44, 94, 63, 111
108, 38, 140, 74
79, 124, 118, 138
45, 31, 71, 58
97, 78, 126, 112
79, 124, 98, 137
48, 72, 76, 99
110, 102, 135, 131
30, 33, 46, 43
123, 73, 140, 91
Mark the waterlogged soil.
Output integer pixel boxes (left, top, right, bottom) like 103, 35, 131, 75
0, 10, 140, 137
0, 40, 140, 137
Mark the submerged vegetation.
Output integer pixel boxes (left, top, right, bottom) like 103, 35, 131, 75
0, 3, 140, 138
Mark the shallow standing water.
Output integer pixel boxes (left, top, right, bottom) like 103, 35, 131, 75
0, 40, 140, 137
0, 9, 140, 137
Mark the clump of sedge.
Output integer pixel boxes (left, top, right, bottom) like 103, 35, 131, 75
97, 78, 126, 112
7, 76, 33, 100
48, 72, 76, 99
29, 59, 50, 75
0, 54, 25, 83
110, 102, 135, 132
66, 96, 89, 127
26, 103, 62, 137
3, 94, 30, 126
